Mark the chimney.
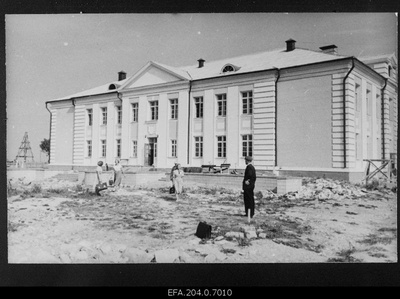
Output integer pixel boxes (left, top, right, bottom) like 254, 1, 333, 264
319, 45, 338, 55
285, 39, 296, 51
197, 58, 205, 68
118, 71, 126, 81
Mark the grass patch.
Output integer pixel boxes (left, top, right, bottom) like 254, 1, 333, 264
220, 248, 236, 254
237, 236, 251, 247
327, 248, 363, 263
358, 233, 395, 245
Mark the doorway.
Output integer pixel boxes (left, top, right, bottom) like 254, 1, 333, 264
145, 137, 157, 166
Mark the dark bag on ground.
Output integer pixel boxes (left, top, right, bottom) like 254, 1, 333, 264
95, 182, 108, 194
169, 185, 175, 194
195, 221, 212, 239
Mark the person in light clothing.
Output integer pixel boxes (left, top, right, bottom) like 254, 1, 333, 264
172, 163, 184, 200
94, 161, 104, 195
113, 159, 124, 188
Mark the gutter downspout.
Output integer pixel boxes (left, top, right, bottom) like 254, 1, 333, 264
274, 68, 280, 167
381, 78, 388, 160
45, 102, 52, 164
342, 58, 355, 169
187, 81, 192, 165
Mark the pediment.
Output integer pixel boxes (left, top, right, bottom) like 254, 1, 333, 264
122, 62, 189, 89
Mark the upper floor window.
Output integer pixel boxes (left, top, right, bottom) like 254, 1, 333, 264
87, 109, 93, 126
221, 63, 239, 73
242, 91, 253, 114
194, 97, 203, 118
216, 94, 227, 117
116, 106, 122, 124
149, 101, 159, 121
131, 103, 138, 122
170, 98, 178, 119
101, 107, 107, 125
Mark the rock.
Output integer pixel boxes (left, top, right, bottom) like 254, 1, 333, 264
99, 243, 112, 255
214, 236, 224, 241
246, 231, 257, 239
78, 240, 92, 250
122, 247, 153, 263
73, 250, 89, 261
204, 254, 216, 263
154, 248, 180, 263
179, 251, 194, 263
188, 238, 201, 246
225, 231, 245, 239
258, 233, 267, 239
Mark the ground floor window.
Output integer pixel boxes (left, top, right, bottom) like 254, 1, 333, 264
194, 136, 203, 157
86, 140, 92, 157
116, 139, 121, 158
132, 140, 137, 157
217, 136, 226, 158
242, 134, 253, 157
101, 139, 106, 157
171, 139, 177, 157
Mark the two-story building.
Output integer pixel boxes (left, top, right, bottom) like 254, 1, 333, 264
45, 39, 398, 181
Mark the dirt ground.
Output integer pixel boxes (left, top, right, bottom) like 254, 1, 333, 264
7, 174, 397, 264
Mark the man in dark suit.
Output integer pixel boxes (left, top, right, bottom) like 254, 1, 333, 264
242, 156, 256, 218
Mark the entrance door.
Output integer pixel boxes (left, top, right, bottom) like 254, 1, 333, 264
146, 138, 157, 166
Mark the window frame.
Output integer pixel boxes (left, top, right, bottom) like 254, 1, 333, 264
132, 140, 138, 158
241, 91, 253, 115
194, 97, 204, 118
116, 139, 121, 158
170, 98, 178, 119
149, 100, 159, 121
242, 134, 253, 157
116, 105, 122, 124
87, 109, 93, 126
194, 136, 203, 158
86, 140, 92, 157
217, 135, 227, 158
101, 139, 107, 157
216, 94, 227, 117
171, 139, 177, 158
131, 103, 138, 122
101, 107, 107, 125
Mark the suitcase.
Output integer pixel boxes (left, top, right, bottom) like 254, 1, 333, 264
95, 182, 108, 195
195, 221, 212, 239
169, 185, 175, 194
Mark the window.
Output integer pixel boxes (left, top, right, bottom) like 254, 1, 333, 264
170, 99, 178, 119
171, 139, 177, 157
194, 97, 203, 118
366, 89, 372, 116
217, 136, 226, 158
131, 103, 138, 122
194, 136, 203, 157
222, 65, 235, 73
101, 107, 107, 125
242, 91, 253, 114
355, 83, 361, 112
101, 139, 107, 157
87, 109, 93, 126
87, 140, 92, 157
388, 65, 392, 78
216, 94, 227, 117
116, 139, 121, 158
149, 101, 158, 120
116, 106, 122, 124
242, 135, 253, 157
132, 140, 137, 157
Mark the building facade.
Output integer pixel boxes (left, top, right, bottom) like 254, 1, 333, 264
46, 40, 398, 181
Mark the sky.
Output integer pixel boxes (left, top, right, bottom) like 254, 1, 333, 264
5, 13, 398, 162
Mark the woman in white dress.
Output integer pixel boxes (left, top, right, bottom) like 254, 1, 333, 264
172, 163, 184, 200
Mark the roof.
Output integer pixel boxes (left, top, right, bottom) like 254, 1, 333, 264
49, 46, 352, 102
182, 47, 349, 80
